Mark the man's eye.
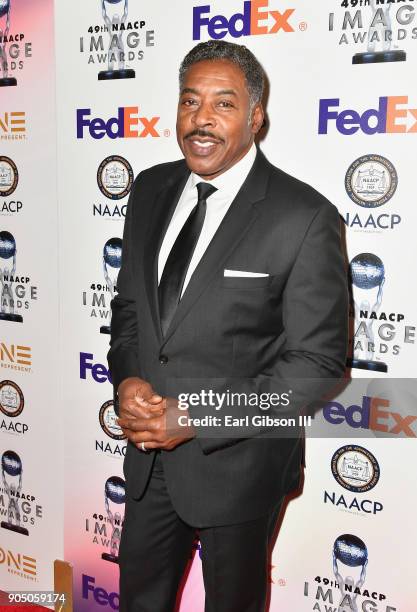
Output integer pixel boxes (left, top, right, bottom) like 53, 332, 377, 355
183, 99, 197, 106
218, 100, 234, 108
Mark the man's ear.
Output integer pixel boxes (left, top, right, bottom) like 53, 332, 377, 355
251, 103, 265, 134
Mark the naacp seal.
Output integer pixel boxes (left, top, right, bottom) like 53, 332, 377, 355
99, 399, 126, 440
345, 154, 397, 208
0, 157, 18, 197
331, 444, 380, 493
97, 155, 133, 200
0, 380, 24, 417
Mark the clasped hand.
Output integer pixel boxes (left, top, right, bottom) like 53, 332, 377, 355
116, 377, 195, 451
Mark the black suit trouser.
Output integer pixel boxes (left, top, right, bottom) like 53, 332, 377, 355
118, 452, 282, 612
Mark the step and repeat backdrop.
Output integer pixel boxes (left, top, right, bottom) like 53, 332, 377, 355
2, 0, 417, 610
0, 0, 64, 598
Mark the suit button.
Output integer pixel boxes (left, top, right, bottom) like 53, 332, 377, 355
159, 354, 168, 365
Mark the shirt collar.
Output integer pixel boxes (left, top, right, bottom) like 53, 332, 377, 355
190, 142, 257, 196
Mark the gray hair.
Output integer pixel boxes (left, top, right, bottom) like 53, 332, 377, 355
179, 40, 265, 110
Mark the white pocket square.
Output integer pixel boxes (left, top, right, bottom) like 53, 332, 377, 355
224, 269, 269, 278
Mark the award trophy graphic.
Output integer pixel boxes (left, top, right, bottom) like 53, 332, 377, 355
100, 237, 122, 334
333, 534, 368, 612
0, 230, 23, 322
98, 0, 136, 80
0, 0, 17, 87
348, 253, 387, 373
1, 450, 29, 535
101, 476, 125, 563
353, 1, 406, 64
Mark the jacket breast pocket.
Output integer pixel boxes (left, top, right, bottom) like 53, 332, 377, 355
222, 275, 273, 289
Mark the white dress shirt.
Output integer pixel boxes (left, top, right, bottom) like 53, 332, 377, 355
158, 143, 257, 297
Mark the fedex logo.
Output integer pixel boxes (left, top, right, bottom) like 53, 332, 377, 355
76, 107, 160, 140
80, 352, 113, 384
193, 0, 295, 40
323, 396, 417, 437
82, 574, 119, 610
319, 96, 417, 135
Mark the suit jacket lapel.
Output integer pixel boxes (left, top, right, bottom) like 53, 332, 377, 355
160, 148, 272, 346
143, 163, 190, 343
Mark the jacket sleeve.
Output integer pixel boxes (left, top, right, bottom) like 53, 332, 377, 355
191, 200, 349, 454
107, 173, 143, 416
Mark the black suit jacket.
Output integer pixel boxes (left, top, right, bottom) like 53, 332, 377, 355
107, 148, 349, 527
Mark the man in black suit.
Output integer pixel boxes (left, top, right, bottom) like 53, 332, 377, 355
108, 40, 348, 612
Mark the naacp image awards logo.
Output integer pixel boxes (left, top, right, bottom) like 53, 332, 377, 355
329, 1, 409, 64
79, 0, 155, 79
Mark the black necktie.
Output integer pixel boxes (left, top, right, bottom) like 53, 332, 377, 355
158, 181, 217, 337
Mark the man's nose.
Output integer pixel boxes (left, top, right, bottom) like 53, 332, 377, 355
192, 102, 216, 128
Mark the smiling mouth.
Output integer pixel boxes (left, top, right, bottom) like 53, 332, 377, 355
186, 138, 221, 157
192, 140, 215, 148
